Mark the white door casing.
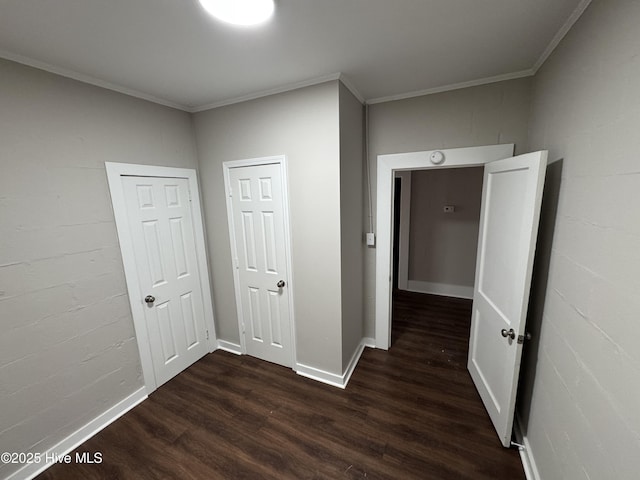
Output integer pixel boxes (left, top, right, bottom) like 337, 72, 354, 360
394, 171, 411, 292
375, 144, 515, 349
224, 156, 295, 368
106, 163, 216, 394
467, 151, 547, 447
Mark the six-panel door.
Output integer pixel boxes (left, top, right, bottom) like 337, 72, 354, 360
122, 176, 209, 387
228, 164, 292, 368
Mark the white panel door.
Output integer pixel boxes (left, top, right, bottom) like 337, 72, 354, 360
122, 176, 209, 387
228, 164, 292, 367
468, 151, 547, 447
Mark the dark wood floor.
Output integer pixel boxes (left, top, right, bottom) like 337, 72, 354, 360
38, 291, 524, 479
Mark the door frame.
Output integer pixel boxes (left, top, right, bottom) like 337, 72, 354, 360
394, 171, 412, 291
105, 162, 218, 394
374, 144, 514, 349
222, 155, 297, 368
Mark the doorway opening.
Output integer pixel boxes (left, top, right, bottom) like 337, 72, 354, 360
375, 145, 548, 448
391, 166, 484, 347
392, 176, 402, 290
374, 144, 514, 349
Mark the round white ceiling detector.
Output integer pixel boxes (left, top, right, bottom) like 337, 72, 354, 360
198, 0, 275, 26
430, 151, 445, 164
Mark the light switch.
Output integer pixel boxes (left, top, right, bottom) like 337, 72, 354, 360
366, 232, 376, 246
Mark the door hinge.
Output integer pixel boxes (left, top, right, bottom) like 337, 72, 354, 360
242, 322, 245, 334
188, 189, 192, 202
206, 329, 209, 340
235, 257, 239, 269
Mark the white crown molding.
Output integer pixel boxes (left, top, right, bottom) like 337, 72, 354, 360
366, 69, 534, 105
338, 73, 365, 104
0, 49, 343, 113
365, 1, 592, 105
191, 73, 342, 112
1, 0, 591, 114
190, 0, 592, 110
532, 0, 592, 73
0, 49, 190, 112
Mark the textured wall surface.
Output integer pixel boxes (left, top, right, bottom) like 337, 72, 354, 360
0, 59, 199, 478
517, 1, 640, 478
365, 78, 532, 336
6, 3, 640, 476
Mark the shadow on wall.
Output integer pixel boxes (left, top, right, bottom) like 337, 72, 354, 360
516, 158, 564, 432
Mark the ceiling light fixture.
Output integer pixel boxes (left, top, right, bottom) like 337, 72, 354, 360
198, 0, 275, 26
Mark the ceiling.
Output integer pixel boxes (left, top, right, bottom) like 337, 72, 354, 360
0, 0, 589, 112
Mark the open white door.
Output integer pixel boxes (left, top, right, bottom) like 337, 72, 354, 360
468, 151, 547, 447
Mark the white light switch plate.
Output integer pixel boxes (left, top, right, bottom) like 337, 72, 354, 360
366, 233, 376, 246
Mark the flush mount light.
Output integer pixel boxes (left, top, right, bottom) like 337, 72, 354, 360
198, 0, 275, 26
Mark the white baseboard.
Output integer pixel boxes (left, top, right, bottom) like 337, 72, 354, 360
341, 340, 366, 387
514, 416, 541, 480
406, 280, 474, 299
9, 387, 147, 480
295, 338, 372, 389
362, 337, 376, 348
296, 362, 345, 388
216, 339, 242, 355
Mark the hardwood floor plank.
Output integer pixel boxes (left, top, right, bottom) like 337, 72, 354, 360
37, 291, 524, 479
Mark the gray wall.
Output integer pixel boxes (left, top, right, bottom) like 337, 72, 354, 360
408, 167, 483, 292
339, 83, 365, 370
192, 81, 345, 375
0, 58, 198, 479
365, 77, 532, 336
517, 1, 640, 478
6, 6, 639, 477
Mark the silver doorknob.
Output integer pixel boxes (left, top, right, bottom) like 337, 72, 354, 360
277, 280, 285, 288
501, 328, 515, 340
145, 295, 155, 304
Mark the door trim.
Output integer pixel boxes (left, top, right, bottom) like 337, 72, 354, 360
374, 144, 514, 349
394, 171, 412, 291
222, 155, 297, 369
105, 162, 217, 394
